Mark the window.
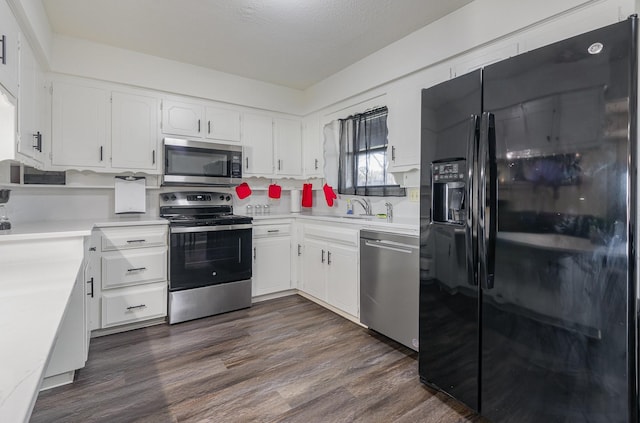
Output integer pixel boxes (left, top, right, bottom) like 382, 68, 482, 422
338, 107, 405, 196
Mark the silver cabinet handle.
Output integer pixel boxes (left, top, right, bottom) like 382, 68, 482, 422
297, 244, 302, 256
208, 120, 211, 134
127, 267, 147, 272
197, 119, 201, 133
321, 249, 325, 263
32, 132, 42, 152
327, 251, 332, 265
314, 158, 318, 170
245, 157, 249, 170
391, 145, 396, 161
267, 229, 280, 233
126, 304, 146, 311
278, 159, 281, 171
253, 247, 256, 260
152, 150, 156, 165
126, 239, 146, 243
99, 146, 103, 161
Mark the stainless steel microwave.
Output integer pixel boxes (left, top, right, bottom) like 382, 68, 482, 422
163, 138, 242, 186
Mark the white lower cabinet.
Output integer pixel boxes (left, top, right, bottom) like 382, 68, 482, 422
300, 223, 359, 318
87, 224, 169, 332
252, 221, 291, 296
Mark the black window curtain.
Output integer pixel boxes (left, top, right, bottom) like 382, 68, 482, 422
338, 107, 405, 197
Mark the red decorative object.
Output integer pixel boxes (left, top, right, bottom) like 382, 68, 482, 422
235, 182, 252, 199
268, 184, 282, 199
302, 183, 313, 207
323, 183, 337, 207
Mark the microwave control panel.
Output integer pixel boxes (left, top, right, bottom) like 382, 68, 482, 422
231, 154, 242, 178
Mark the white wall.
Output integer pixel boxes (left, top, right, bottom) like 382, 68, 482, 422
8, 0, 53, 65
49, 35, 305, 115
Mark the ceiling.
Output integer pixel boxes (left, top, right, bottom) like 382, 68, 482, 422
41, 0, 473, 90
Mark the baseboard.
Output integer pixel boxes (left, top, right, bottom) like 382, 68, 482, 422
295, 291, 364, 327
40, 371, 75, 391
252, 289, 297, 303
91, 317, 167, 338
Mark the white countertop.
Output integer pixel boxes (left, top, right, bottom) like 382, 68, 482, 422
0, 237, 85, 423
251, 213, 419, 235
0, 216, 168, 242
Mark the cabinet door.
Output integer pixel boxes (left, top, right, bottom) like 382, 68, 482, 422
51, 82, 109, 168
242, 113, 273, 175
0, 0, 20, 96
161, 99, 203, 137
44, 269, 87, 378
301, 238, 326, 300
17, 38, 43, 165
303, 114, 323, 177
253, 236, 291, 296
111, 92, 159, 171
205, 106, 240, 142
274, 117, 302, 176
326, 243, 359, 317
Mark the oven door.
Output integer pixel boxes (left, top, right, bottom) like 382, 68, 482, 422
163, 138, 242, 186
169, 224, 252, 291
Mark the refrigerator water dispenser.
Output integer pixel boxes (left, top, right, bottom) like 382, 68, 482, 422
431, 159, 466, 225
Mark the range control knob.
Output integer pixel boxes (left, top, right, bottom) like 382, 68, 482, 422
219, 195, 225, 201
170, 195, 177, 201
225, 196, 231, 201
162, 195, 170, 201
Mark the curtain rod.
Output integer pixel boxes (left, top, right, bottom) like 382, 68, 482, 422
340, 106, 388, 121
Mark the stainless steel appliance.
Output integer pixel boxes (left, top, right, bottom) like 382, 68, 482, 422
160, 191, 252, 324
163, 138, 242, 186
419, 17, 638, 422
360, 230, 419, 351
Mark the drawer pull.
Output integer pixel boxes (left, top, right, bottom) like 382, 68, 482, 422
127, 267, 147, 272
267, 229, 280, 233
126, 239, 146, 243
126, 304, 147, 311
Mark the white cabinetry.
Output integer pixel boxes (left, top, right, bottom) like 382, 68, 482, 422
51, 81, 109, 169
51, 79, 162, 173
111, 92, 159, 170
273, 117, 302, 176
302, 113, 323, 178
161, 98, 241, 142
17, 38, 44, 167
0, 0, 20, 96
252, 221, 291, 296
242, 112, 273, 175
89, 224, 168, 331
300, 223, 359, 317
242, 113, 303, 178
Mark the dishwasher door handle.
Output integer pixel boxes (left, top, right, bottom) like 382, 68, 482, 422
363, 239, 416, 254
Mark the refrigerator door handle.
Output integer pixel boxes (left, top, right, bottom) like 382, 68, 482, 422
479, 112, 497, 290
465, 114, 480, 286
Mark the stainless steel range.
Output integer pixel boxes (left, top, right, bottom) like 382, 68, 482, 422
160, 191, 252, 324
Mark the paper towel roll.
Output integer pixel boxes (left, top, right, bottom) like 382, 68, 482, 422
290, 190, 301, 213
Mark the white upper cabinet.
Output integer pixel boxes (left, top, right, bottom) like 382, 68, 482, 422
273, 117, 302, 176
204, 106, 241, 142
162, 99, 241, 143
111, 92, 159, 171
18, 38, 44, 167
0, 0, 20, 96
51, 81, 110, 169
161, 99, 203, 138
242, 112, 273, 176
302, 114, 322, 178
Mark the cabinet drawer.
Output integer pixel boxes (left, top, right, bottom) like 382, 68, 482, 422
253, 224, 291, 237
102, 283, 167, 328
304, 224, 358, 246
100, 226, 167, 251
102, 248, 167, 289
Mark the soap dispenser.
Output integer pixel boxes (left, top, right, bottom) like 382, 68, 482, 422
346, 199, 353, 215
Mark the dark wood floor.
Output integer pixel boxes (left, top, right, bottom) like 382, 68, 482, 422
31, 295, 483, 423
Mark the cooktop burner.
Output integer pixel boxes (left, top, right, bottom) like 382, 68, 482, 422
159, 191, 252, 226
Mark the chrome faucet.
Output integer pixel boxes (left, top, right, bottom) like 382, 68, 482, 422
352, 198, 372, 216
385, 202, 393, 222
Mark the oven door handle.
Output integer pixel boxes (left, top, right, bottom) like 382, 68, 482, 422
170, 224, 252, 234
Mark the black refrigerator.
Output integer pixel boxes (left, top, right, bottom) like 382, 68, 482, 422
419, 17, 638, 423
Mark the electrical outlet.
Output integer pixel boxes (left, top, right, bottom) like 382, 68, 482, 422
408, 188, 420, 202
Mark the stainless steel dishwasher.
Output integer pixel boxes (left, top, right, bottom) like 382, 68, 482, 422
360, 229, 419, 351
